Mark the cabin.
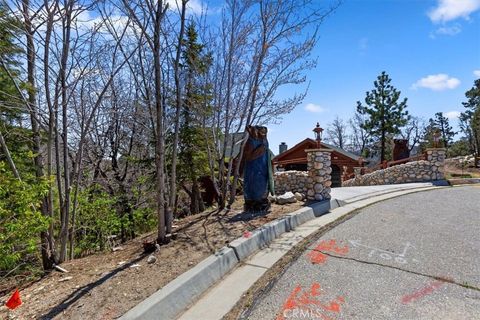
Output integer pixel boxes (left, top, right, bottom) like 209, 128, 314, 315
272, 138, 362, 187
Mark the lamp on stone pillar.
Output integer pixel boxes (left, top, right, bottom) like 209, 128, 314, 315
313, 122, 324, 148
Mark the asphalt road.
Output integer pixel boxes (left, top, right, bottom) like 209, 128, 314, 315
242, 186, 480, 320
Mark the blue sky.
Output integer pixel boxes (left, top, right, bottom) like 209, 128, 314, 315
263, 0, 480, 154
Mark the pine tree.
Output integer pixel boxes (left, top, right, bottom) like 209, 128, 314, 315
427, 112, 455, 151
0, 6, 24, 124
178, 23, 212, 214
356, 71, 410, 162
460, 79, 480, 157
0, 6, 30, 176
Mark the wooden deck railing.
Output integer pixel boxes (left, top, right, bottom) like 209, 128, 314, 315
385, 153, 426, 167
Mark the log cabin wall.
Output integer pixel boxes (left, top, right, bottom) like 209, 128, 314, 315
272, 138, 360, 187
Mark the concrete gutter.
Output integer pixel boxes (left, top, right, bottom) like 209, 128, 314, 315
121, 183, 446, 320
330, 181, 449, 204
448, 178, 480, 185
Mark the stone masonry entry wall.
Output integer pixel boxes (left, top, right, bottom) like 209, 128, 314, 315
342, 148, 446, 187
274, 171, 309, 195
272, 148, 333, 201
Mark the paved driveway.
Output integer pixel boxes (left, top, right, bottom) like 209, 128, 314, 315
243, 186, 480, 320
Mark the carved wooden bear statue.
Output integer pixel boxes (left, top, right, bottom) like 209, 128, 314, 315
393, 139, 410, 161
241, 125, 274, 212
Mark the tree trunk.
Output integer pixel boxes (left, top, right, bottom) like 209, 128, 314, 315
381, 129, 386, 163
154, 1, 167, 244
58, 2, 73, 263
190, 180, 201, 214
22, 0, 56, 270
168, 0, 187, 233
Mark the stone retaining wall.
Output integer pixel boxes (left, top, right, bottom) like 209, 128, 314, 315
445, 154, 477, 167
274, 171, 309, 195
343, 148, 446, 187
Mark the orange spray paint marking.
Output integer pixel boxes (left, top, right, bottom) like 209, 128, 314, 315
307, 251, 328, 264
308, 239, 349, 264
401, 278, 452, 304
276, 283, 345, 320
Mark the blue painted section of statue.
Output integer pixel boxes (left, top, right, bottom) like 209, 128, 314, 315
243, 137, 268, 201
241, 126, 274, 212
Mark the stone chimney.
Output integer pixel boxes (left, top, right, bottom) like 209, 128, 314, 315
279, 142, 288, 154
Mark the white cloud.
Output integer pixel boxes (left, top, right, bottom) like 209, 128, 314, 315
428, 0, 480, 23
435, 24, 462, 35
429, 24, 462, 38
474, 70, 480, 77
167, 0, 207, 15
77, 11, 132, 33
445, 111, 461, 120
304, 103, 326, 113
411, 74, 461, 91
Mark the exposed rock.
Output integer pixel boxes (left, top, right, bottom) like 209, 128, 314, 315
445, 155, 476, 167
294, 192, 303, 201
147, 255, 157, 264
268, 194, 277, 203
58, 276, 73, 282
276, 192, 297, 205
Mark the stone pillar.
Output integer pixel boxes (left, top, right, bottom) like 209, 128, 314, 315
353, 167, 362, 178
426, 148, 446, 180
306, 149, 332, 201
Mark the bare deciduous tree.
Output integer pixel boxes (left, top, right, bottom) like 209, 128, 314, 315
325, 115, 348, 149
401, 116, 425, 154
349, 112, 371, 157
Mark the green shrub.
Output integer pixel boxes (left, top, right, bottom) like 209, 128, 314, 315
0, 162, 49, 274
74, 186, 120, 256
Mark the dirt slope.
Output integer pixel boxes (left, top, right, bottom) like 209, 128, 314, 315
0, 199, 304, 320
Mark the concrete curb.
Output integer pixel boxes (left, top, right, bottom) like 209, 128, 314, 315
120, 247, 238, 320
120, 185, 441, 320
120, 199, 337, 320
228, 199, 340, 261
